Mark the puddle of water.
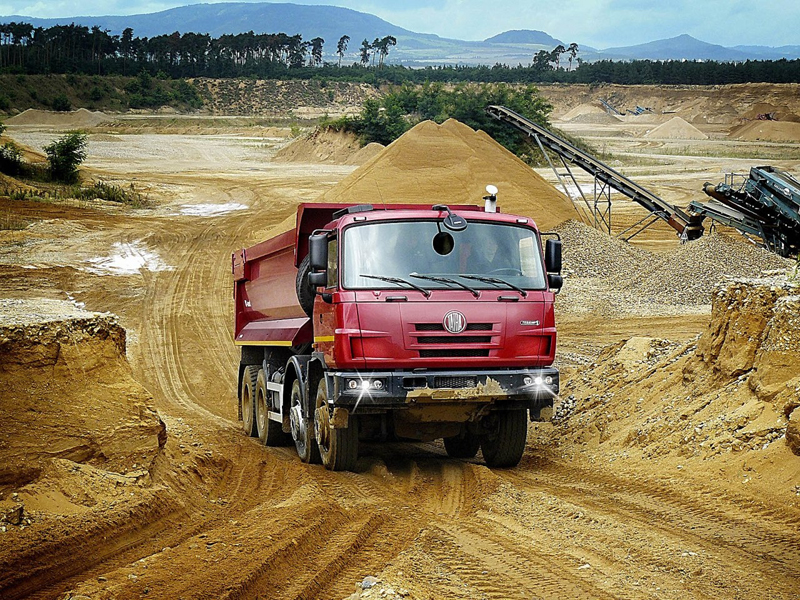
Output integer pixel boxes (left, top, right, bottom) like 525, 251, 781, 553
178, 203, 248, 217
85, 241, 173, 275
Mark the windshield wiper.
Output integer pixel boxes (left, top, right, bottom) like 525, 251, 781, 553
410, 273, 480, 298
360, 274, 431, 298
460, 274, 528, 297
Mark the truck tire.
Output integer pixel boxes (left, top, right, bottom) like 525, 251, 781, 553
290, 379, 320, 464
314, 381, 359, 472
444, 432, 481, 459
295, 254, 315, 317
480, 409, 527, 468
240, 365, 258, 437
256, 368, 291, 446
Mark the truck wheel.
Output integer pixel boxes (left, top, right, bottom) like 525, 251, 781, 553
256, 369, 291, 446
295, 255, 315, 317
480, 410, 528, 468
444, 432, 481, 459
289, 379, 320, 464
240, 365, 258, 437
314, 381, 359, 472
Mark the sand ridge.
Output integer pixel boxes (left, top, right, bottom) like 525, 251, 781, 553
6, 108, 113, 128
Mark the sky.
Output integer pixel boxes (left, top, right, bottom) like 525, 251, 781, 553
0, 0, 798, 48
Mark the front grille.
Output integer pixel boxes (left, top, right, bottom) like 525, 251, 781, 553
419, 349, 490, 358
417, 336, 492, 344
434, 376, 478, 388
415, 323, 493, 332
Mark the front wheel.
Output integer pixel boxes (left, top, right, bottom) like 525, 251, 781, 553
480, 409, 528, 468
314, 381, 359, 471
289, 379, 320, 464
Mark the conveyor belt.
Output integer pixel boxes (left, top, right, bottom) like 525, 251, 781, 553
486, 105, 704, 239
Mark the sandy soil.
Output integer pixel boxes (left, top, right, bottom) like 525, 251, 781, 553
1, 100, 799, 600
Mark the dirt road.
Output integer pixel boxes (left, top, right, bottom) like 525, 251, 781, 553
2, 124, 799, 600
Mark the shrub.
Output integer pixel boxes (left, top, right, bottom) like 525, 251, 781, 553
44, 132, 87, 183
51, 93, 71, 112
0, 95, 9, 111
0, 142, 23, 176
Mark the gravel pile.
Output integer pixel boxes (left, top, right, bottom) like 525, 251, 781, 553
553, 219, 654, 279
631, 233, 791, 305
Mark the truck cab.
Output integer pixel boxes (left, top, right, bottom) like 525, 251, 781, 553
233, 201, 562, 471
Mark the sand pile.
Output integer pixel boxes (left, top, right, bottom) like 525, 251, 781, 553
318, 119, 577, 229
555, 277, 800, 497
730, 120, 800, 142
347, 141, 385, 165
631, 233, 789, 305
560, 103, 608, 121
644, 116, 708, 140
0, 299, 166, 491
274, 128, 362, 164
6, 108, 112, 127
553, 219, 653, 278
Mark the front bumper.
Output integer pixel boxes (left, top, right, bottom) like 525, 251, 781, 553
326, 367, 559, 411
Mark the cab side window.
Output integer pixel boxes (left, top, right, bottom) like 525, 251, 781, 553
327, 238, 338, 288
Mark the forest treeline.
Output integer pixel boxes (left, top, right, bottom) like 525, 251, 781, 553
0, 22, 799, 84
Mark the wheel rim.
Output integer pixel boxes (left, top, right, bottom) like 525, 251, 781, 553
256, 388, 267, 435
241, 381, 253, 426
314, 383, 332, 460
290, 385, 309, 456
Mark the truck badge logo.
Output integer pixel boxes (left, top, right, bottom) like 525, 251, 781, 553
443, 311, 467, 334
520, 320, 540, 326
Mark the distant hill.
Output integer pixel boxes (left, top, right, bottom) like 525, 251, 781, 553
600, 34, 752, 61
732, 44, 800, 60
484, 30, 563, 46
0, 2, 421, 43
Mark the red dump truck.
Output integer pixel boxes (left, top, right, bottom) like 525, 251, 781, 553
232, 196, 563, 471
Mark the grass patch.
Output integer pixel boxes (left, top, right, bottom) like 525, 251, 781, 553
66, 181, 152, 207
0, 208, 29, 230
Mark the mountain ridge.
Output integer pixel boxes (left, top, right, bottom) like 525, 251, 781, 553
1, 4, 797, 64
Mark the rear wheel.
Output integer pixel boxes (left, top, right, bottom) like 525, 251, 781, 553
256, 369, 291, 446
290, 379, 320, 464
314, 380, 359, 471
481, 409, 527, 468
444, 432, 481, 458
240, 365, 258, 437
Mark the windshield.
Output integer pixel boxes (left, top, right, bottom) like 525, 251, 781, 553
343, 220, 546, 291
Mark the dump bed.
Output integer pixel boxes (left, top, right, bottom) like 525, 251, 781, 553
232, 203, 483, 347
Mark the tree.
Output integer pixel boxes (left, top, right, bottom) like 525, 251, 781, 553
359, 38, 371, 66
309, 36, 324, 66
567, 43, 579, 71
44, 132, 87, 182
376, 35, 396, 68
532, 50, 552, 71
336, 34, 350, 67
551, 44, 566, 70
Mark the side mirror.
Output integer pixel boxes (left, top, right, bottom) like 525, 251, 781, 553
545, 239, 562, 273
309, 233, 328, 271
308, 271, 327, 287
547, 273, 563, 292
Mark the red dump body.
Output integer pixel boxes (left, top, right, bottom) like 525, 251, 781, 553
232, 203, 557, 369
